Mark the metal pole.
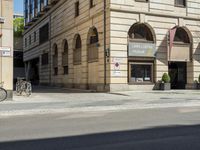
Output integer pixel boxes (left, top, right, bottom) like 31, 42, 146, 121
0, 0, 3, 83
49, 14, 52, 86
103, 0, 107, 90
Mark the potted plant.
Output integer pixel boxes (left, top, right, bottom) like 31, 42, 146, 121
160, 73, 171, 90
197, 75, 200, 89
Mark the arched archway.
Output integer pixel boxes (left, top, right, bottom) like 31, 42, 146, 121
87, 27, 99, 62
73, 34, 82, 65
168, 26, 193, 89
169, 26, 192, 62
72, 34, 82, 87
62, 39, 69, 75
128, 23, 156, 84
86, 27, 100, 90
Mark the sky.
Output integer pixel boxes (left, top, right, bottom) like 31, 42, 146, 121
14, 0, 24, 14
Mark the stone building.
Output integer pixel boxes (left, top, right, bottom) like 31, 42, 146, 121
24, 0, 200, 91
0, 0, 13, 98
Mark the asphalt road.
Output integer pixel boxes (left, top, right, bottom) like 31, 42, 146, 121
0, 106, 200, 150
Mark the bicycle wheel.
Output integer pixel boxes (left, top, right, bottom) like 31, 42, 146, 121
16, 82, 21, 96
26, 83, 32, 97
0, 88, 7, 102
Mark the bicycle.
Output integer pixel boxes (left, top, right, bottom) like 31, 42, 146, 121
16, 78, 32, 97
0, 82, 7, 102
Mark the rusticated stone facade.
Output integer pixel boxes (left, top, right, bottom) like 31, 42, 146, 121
24, 0, 200, 91
0, 0, 13, 98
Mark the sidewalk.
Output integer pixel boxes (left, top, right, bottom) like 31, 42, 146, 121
1, 86, 200, 117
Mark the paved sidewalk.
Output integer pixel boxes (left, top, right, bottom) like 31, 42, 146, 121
1, 86, 200, 117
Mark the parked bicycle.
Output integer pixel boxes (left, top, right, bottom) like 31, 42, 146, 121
0, 82, 7, 102
16, 78, 32, 96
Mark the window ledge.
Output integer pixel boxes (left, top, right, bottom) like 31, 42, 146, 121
128, 82, 154, 85
41, 64, 49, 67
88, 59, 98, 63
73, 62, 81, 65
175, 5, 186, 8
135, 0, 148, 3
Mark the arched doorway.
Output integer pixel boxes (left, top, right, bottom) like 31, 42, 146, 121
128, 23, 156, 84
87, 27, 99, 90
168, 26, 192, 89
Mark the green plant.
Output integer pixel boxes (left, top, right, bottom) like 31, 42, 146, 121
162, 73, 170, 83
13, 18, 24, 37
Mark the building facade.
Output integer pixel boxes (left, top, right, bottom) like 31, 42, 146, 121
0, 0, 13, 98
24, 0, 200, 92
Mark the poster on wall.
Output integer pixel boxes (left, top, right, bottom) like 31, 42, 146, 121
0, 47, 11, 57
112, 57, 122, 77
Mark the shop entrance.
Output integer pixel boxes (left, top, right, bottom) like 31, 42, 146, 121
168, 62, 187, 89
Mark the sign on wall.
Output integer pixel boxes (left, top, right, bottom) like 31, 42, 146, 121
0, 47, 11, 57
128, 42, 156, 57
0, 17, 5, 23
112, 57, 122, 77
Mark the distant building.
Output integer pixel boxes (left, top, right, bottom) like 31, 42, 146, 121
23, 0, 200, 91
13, 14, 25, 84
0, 0, 13, 98
14, 13, 24, 19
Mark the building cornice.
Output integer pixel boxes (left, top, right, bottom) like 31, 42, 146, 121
110, 8, 200, 21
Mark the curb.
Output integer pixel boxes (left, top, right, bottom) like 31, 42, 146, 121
1, 102, 200, 118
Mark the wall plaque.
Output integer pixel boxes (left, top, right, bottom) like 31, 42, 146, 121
0, 17, 5, 23
0, 47, 11, 57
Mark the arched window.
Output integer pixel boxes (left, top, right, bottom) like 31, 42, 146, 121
128, 23, 155, 84
128, 24, 154, 42
63, 40, 69, 53
62, 39, 69, 75
87, 27, 99, 62
53, 43, 58, 75
73, 34, 82, 64
174, 27, 190, 44
169, 26, 192, 62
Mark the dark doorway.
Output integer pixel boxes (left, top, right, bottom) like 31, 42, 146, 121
168, 62, 187, 89
30, 58, 40, 85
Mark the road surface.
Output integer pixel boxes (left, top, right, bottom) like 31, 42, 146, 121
0, 106, 200, 150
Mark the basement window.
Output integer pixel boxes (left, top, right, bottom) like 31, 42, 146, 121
175, 0, 186, 7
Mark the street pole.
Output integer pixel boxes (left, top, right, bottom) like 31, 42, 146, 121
0, 0, 3, 83
104, 0, 107, 90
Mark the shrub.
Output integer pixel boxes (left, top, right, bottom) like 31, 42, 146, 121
162, 73, 170, 83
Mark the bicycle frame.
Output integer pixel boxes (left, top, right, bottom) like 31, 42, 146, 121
0, 82, 4, 88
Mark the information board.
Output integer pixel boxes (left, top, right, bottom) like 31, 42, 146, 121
0, 47, 11, 57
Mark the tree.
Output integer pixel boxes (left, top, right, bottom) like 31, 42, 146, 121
14, 18, 24, 37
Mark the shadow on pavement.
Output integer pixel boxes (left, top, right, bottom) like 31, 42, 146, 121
0, 125, 200, 150
31, 86, 95, 94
